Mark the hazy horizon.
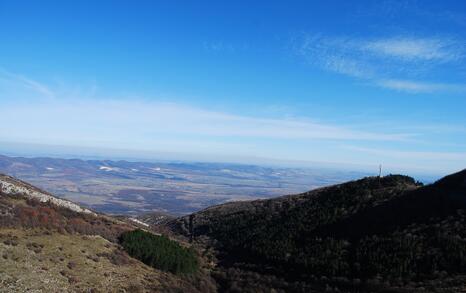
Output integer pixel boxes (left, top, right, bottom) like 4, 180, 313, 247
1, 1, 465, 176
0, 141, 448, 182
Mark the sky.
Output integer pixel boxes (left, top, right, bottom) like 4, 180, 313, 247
0, 0, 465, 176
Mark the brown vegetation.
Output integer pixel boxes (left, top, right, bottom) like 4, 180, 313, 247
0, 193, 132, 243
0, 187, 215, 292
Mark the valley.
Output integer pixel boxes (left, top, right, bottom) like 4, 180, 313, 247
0, 154, 368, 216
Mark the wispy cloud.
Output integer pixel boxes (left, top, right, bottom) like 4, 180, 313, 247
0, 69, 55, 98
362, 37, 464, 62
0, 70, 412, 143
0, 99, 412, 143
323, 56, 374, 79
295, 34, 466, 93
377, 79, 465, 93
296, 34, 376, 79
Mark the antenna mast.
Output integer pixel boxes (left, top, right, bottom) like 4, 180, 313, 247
378, 164, 382, 178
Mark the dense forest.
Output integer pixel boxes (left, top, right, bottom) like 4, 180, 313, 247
120, 229, 199, 275
166, 170, 466, 292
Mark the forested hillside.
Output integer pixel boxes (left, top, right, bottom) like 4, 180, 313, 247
166, 170, 466, 292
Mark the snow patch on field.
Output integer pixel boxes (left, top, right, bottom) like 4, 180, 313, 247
129, 218, 149, 227
99, 166, 115, 171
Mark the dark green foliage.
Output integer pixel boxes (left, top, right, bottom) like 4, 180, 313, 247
196, 175, 419, 277
120, 229, 198, 275
174, 170, 466, 291
355, 212, 466, 279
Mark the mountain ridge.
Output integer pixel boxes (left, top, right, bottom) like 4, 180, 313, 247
160, 169, 466, 292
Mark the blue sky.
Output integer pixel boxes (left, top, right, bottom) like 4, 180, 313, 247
0, 0, 465, 176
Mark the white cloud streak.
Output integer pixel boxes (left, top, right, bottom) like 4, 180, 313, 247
0, 69, 55, 98
296, 34, 466, 93
377, 79, 466, 93
362, 37, 464, 62
0, 70, 412, 143
0, 99, 412, 144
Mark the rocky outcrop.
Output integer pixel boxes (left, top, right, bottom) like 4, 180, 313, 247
0, 174, 95, 215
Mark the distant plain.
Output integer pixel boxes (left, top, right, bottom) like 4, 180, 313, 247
0, 154, 368, 215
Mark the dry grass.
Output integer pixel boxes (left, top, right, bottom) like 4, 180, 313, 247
0, 228, 201, 292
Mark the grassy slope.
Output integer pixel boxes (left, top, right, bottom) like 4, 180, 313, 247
0, 186, 213, 292
0, 229, 199, 292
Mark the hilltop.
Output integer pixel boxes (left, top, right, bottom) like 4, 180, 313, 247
163, 170, 466, 292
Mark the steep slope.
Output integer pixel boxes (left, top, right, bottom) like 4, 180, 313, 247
317, 169, 466, 240
0, 174, 212, 292
0, 174, 94, 215
168, 174, 420, 245
164, 171, 466, 292
0, 229, 202, 292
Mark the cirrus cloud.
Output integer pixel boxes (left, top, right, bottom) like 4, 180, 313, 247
362, 37, 464, 62
376, 79, 466, 93
295, 34, 466, 94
